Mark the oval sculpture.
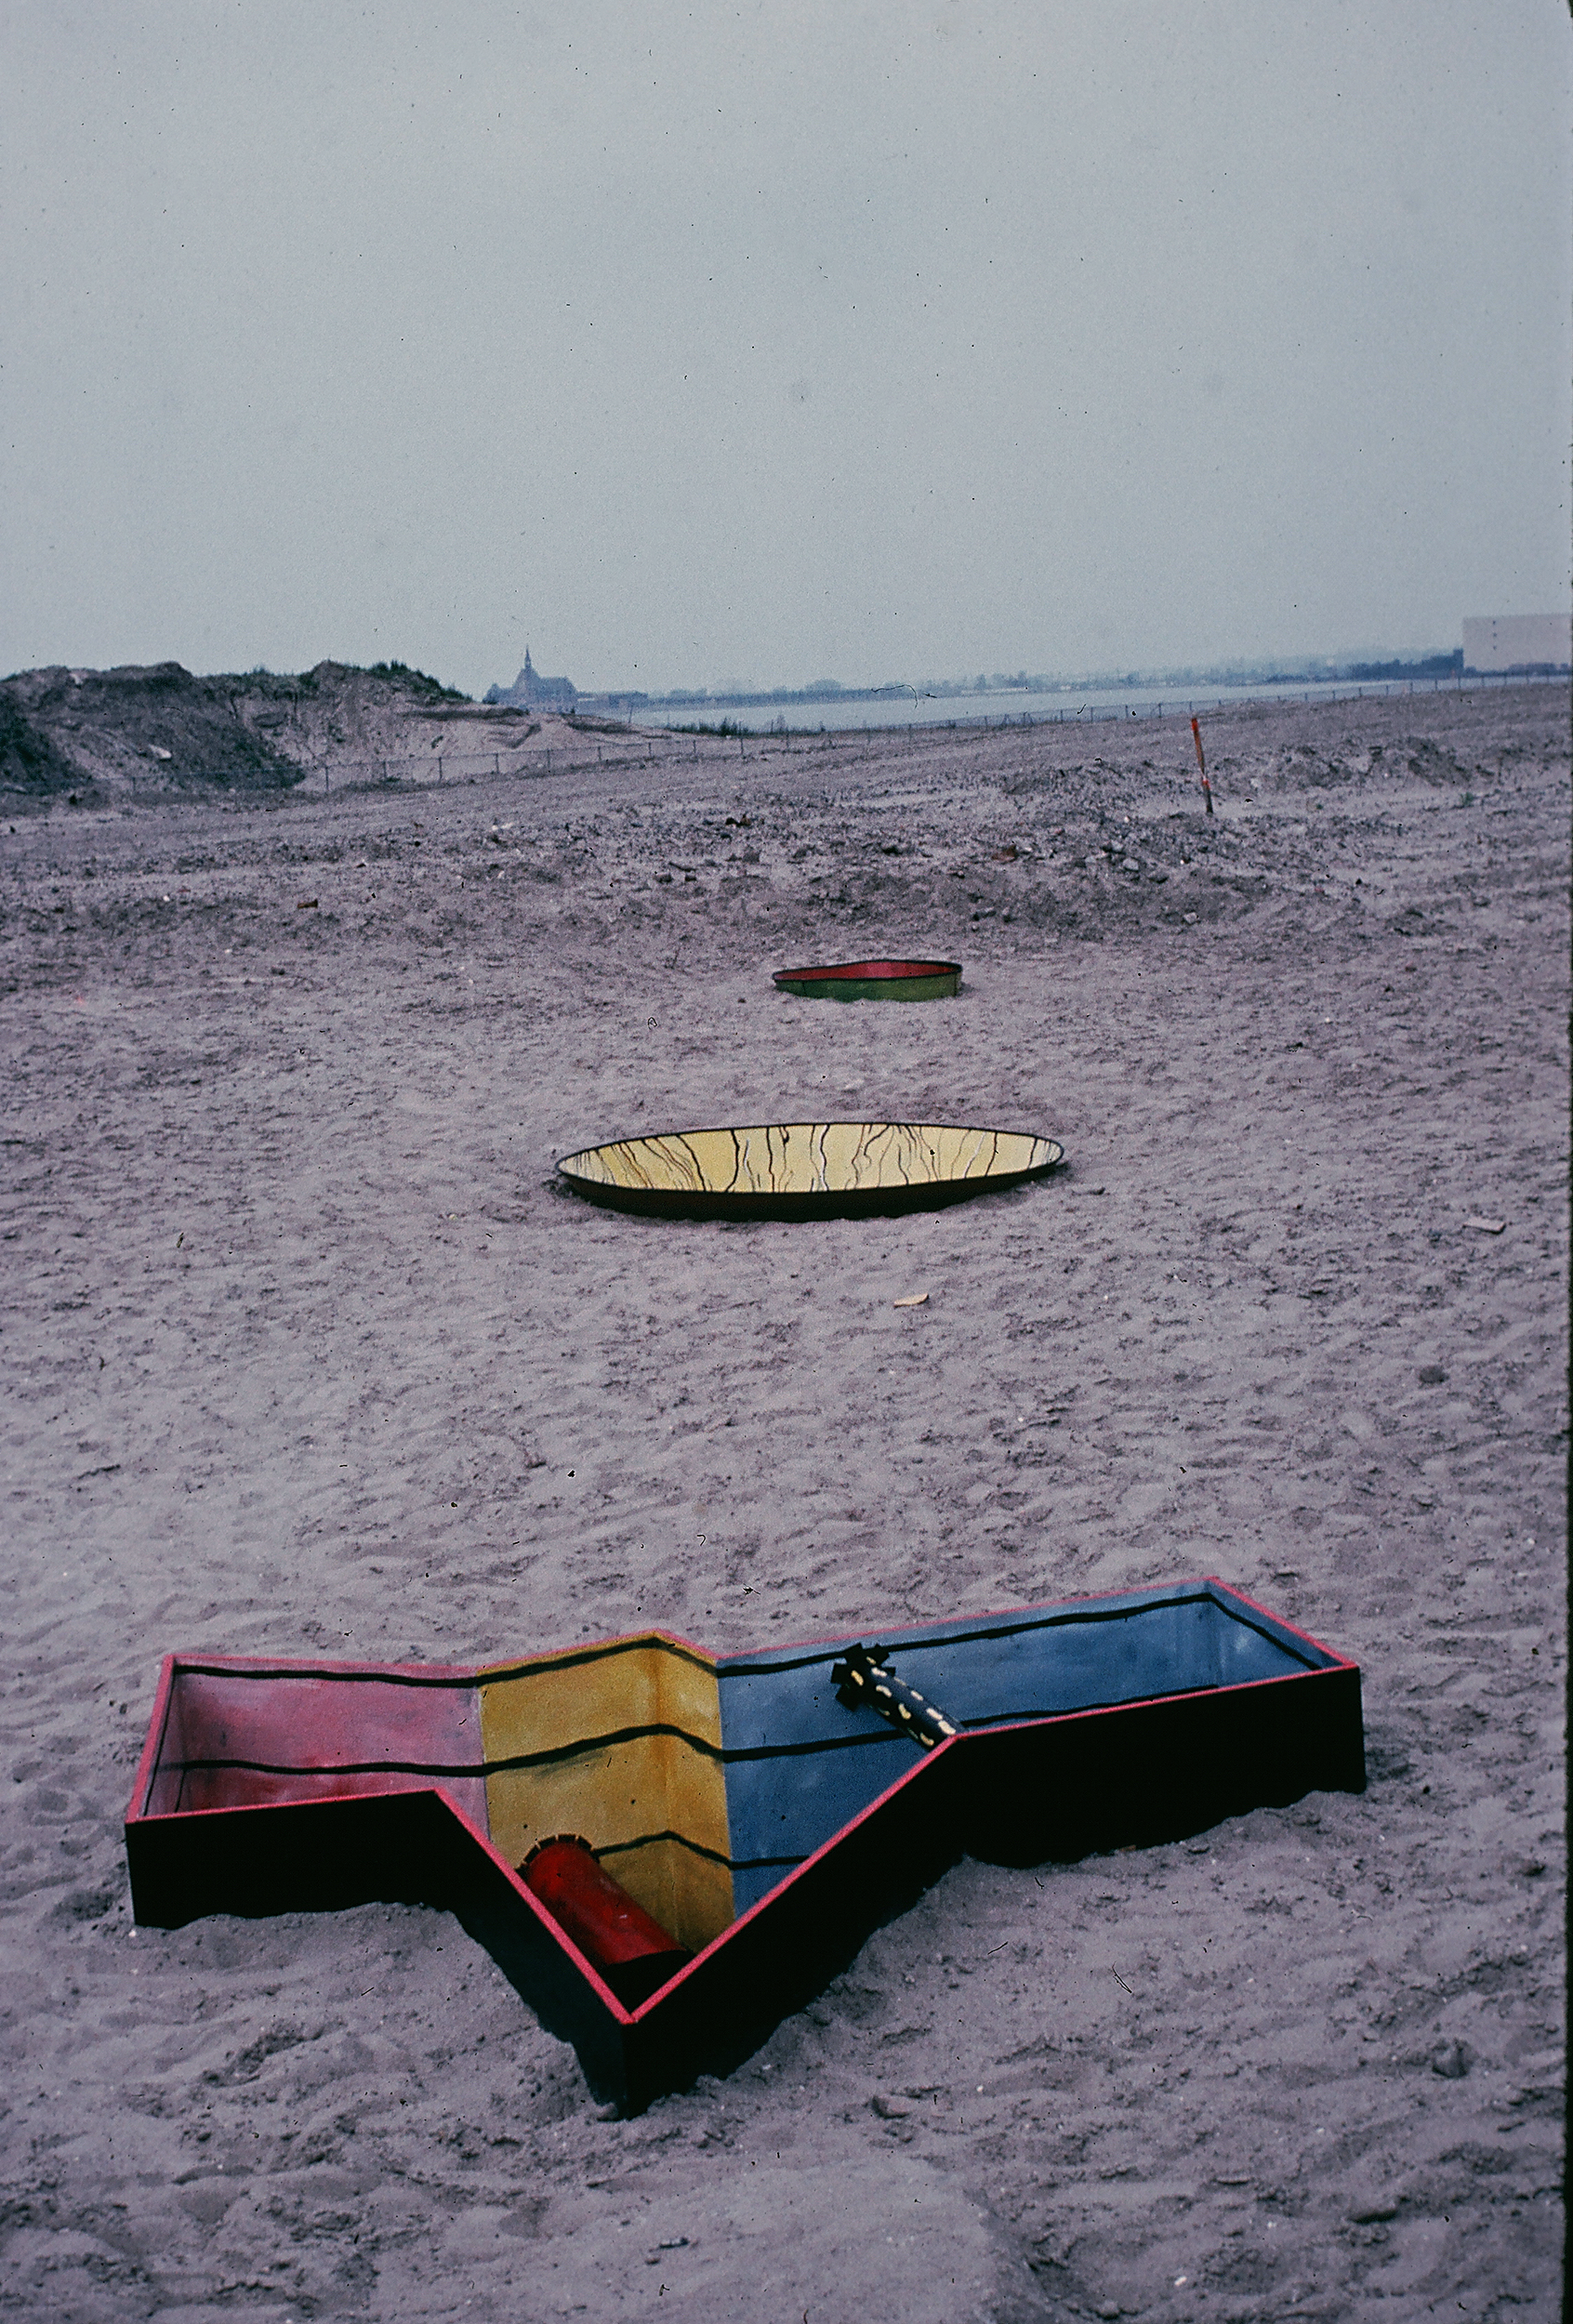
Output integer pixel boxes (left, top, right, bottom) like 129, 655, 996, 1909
557, 1120, 1064, 1221
773, 958, 961, 1002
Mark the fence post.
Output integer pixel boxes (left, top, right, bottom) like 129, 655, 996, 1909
438, 756, 443, 782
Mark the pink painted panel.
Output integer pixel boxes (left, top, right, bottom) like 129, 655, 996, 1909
141, 1662, 487, 1833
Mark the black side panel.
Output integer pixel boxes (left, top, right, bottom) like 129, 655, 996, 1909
125, 1791, 632, 2105
962, 1668, 1367, 1868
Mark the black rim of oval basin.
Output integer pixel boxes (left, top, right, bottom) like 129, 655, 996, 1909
557, 1120, 1064, 1221
773, 957, 961, 1002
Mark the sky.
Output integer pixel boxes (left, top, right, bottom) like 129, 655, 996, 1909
3, 3, 1570, 697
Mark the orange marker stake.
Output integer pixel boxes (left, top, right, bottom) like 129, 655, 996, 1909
1191, 717, 1214, 816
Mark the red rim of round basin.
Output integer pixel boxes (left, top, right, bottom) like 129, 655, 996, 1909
773, 958, 959, 984
773, 958, 961, 1000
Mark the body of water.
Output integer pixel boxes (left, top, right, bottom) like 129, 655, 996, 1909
636, 669, 1544, 736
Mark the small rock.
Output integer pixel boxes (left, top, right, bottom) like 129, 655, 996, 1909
1430, 2040, 1472, 2080
1349, 2196, 1399, 2224
872, 2094, 913, 2119
1418, 1365, 1447, 1387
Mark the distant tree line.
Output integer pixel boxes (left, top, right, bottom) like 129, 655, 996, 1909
1342, 651, 1463, 683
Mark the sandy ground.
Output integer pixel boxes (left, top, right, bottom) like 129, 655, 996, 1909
1, 683, 1566, 2321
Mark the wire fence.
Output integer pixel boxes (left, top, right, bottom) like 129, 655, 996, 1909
307, 670, 1567, 793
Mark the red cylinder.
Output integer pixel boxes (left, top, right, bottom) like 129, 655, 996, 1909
522, 1837, 692, 2009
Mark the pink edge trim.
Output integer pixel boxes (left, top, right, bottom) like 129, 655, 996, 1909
1203, 1576, 1357, 1669
127, 1654, 178, 1823
961, 1663, 1352, 1733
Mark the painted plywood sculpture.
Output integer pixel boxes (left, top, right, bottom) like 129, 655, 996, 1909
558, 1120, 1063, 1221
126, 1581, 1364, 2111
773, 958, 962, 1002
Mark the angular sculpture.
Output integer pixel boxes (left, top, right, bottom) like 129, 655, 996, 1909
125, 1578, 1364, 2111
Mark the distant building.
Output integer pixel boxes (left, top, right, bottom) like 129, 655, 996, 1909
483, 647, 577, 708
1461, 615, 1571, 674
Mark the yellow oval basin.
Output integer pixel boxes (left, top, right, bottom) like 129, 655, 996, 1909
557, 1121, 1064, 1220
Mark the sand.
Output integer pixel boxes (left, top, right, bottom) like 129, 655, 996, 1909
1, 682, 1565, 2320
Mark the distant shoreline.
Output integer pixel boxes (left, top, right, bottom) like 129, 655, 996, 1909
541, 648, 1573, 719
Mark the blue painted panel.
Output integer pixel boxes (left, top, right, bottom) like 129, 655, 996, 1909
726, 1728, 911, 1916
720, 1587, 1327, 1912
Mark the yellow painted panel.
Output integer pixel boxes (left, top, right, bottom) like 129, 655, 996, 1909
478, 1637, 722, 1754
478, 1639, 732, 1951
597, 1835, 734, 1953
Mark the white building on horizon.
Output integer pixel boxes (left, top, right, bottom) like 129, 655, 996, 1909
483, 647, 577, 708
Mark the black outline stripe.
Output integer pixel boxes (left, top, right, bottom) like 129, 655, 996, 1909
594, 1829, 735, 1871
719, 1591, 1324, 1679
164, 1757, 489, 1780
166, 1661, 478, 1691
159, 1676, 1236, 1789
488, 1722, 727, 1770
161, 1720, 903, 1785
166, 1632, 718, 1691
719, 1591, 1217, 1672
480, 1634, 717, 1684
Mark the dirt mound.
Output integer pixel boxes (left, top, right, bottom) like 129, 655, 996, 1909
1369, 734, 1471, 786
0, 662, 301, 801
0, 657, 524, 806
0, 689, 78, 792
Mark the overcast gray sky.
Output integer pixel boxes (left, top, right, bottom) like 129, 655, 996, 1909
4, 3, 1569, 695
